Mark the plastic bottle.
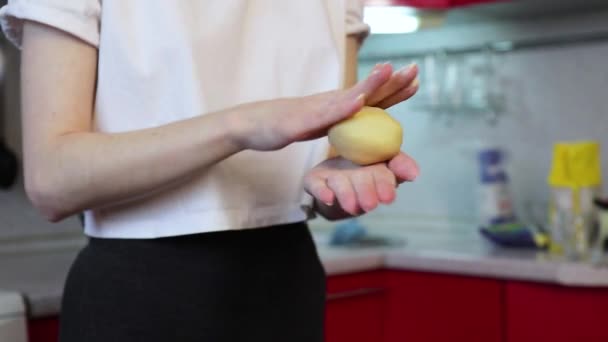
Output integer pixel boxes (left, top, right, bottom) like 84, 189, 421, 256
547, 141, 602, 259
478, 148, 515, 227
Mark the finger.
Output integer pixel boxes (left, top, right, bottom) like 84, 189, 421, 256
304, 174, 335, 206
373, 167, 397, 204
296, 92, 364, 141
376, 78, 419, 109
388, 152, 420, 183
303, 64, 393, 138
347, 63, 393, 101
327, 173, 359, 215
367, 64, 418, 107
351, 170, 379, 212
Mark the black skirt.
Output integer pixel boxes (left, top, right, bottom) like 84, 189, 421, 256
59, 222, 326, 342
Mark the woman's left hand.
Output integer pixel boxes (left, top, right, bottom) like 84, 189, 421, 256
304, 152, 419, 216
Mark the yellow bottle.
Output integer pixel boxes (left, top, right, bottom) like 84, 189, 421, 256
547, 141, 602, 259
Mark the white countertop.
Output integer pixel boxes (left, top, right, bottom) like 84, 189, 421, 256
3, 226, 608, 318
0, 290, 27, 342
316, 229, 608, 286
0, 290, 25, 317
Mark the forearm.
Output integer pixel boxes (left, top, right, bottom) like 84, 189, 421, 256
26, 109, 243, 221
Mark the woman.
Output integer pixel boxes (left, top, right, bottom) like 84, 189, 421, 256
1, 1, 419, 341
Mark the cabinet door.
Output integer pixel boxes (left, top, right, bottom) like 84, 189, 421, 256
326, 289, 386, 342
28, 317, 59, 342
384, 271, 503, 342
325, 271, 387, 342
506, 281, 608, 342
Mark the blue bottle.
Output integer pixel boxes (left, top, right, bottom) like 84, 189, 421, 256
478, 148, 515, 227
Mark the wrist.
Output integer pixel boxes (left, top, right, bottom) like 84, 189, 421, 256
222, 99, 289, 152
223, 104, 254, 151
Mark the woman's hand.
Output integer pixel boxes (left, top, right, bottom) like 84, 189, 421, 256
232, 64, 396, 151
300, 64, 420, 219
365, 63, 419, 109
304, 152, 419, 217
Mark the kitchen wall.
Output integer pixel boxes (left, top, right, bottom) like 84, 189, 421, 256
2, 39, 21, 160
313, 5, 608, 232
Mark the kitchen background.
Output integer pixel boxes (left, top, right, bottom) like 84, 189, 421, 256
1, 0, 608, 341
1, 0, 606, 249
312, 0, 608, 233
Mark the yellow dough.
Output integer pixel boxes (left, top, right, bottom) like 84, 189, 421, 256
328, 106, 403, 165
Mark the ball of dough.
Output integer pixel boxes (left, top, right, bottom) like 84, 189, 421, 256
328, 106, 403, 165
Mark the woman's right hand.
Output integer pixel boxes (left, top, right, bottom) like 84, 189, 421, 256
231, 63, 396, 151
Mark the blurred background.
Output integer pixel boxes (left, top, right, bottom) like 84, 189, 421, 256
314, 0, 608, 231
1, 0, 608, 341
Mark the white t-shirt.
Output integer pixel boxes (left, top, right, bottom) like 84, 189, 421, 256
0, 0, 369, 238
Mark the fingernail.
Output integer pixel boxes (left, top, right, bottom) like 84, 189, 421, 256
373, 62, 390, 73
365, 204, 378, 213
324, 201, 333, 207
410, 78, 420, 88
355, 93, 366, 103
398, 163, 419, 181
399, 63, 417, 75
411, 164, 420, 180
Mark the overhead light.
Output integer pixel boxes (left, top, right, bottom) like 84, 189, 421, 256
363, 6, 420, 34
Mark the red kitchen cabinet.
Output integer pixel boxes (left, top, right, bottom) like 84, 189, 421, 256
28, 317, 59, 342
365, 0, 506, 9
325, 271, 387, 342
506, 281, 608, 342
383, 270, 504, 342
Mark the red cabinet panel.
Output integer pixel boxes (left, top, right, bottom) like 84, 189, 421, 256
506, 281, 608, 342
326, 290, 386, 342
33, 270, 608, 342
325, 271, 387, 342
28, 317, 59, 342
383, 270, 503, 342
326, 270, 387, 293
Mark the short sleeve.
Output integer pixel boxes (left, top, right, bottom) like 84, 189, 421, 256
0, 0, 101, 49
345, 0, 370, 40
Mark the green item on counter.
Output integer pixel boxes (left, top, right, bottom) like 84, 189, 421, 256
480, 222, 549, 249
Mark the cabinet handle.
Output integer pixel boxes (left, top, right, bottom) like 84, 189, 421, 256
326, 287, 385, 301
